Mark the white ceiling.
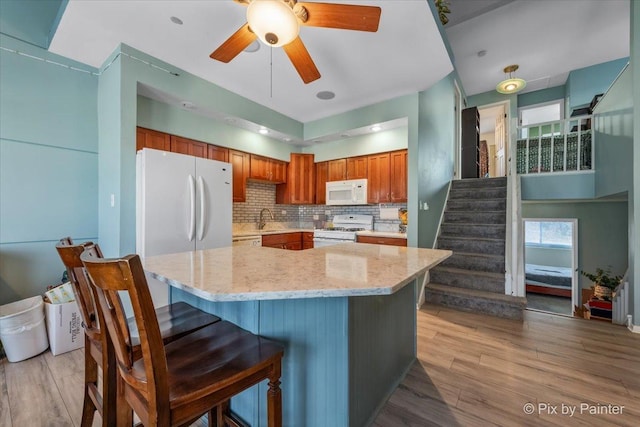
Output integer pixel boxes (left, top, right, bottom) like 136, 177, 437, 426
445, 0, 630, 97
47, 0, 631, 144
49, 0, 453, 124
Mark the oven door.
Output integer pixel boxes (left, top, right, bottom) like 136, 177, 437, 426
312, 237, 353, 248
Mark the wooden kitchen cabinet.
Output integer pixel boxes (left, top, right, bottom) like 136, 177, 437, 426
327, 159, 347, 181
136, 127, 170, 152
367, 152, 391, 203
170, 135, 208, 158
302, 232, 314, 249
346, 156, 368, 179
207, 144, 229, 162
250, 155, 287, 183
229, 149, 250, 202
262, 232, 303, 250
357, 235, 407, 247
389, 149, 408, 203
276, 153, 315, 204
315, 161, 328, 205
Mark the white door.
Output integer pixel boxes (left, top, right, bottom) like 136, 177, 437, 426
137, 148, 196, 257
194, 157, 232, 250
495, 114, 506, 176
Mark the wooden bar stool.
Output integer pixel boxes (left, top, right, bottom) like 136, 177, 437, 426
81, 251, 284, 427
55, 238, 222, 427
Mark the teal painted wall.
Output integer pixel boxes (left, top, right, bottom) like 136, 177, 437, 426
417, 75, 456, 248
592, 65, 633, 199
631, 0, 639, 327
522, 201, 628, 292
0, 0, 65, 49
567, 57, 629, 111
0, 35, 98, 304
137, 96, 294, 161
521, 173, 595, 200
517, 85, 566, 109
308, 127, 408, 162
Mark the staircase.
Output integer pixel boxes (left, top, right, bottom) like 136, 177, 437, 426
425, 177, 527, 320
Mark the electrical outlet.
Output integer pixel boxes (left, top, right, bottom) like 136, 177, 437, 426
313, 214, 319, 220
325, 210, 331, 215
281, 210, 287, 215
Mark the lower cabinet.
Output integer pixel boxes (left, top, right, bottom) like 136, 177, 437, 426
356, 235, 407, 247
262, 232, 311, 250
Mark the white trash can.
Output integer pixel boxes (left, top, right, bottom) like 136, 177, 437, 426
0, 296, 49, 362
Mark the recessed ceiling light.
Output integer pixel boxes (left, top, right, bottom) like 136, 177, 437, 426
170, 16, 183, 25
371, 125, 382, 132
340, 133, 350, 138
316, 91, 335, 100
259, 128, 269, 135
244, 41, 261, 53
283, 137, 292, 142
181, 101, 195, 109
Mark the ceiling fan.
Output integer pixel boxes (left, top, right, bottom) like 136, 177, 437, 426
210, 0, 382, 84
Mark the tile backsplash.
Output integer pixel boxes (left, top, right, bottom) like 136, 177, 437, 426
234, 181, 406, 232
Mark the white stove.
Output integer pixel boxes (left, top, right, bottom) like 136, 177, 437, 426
313, 214, 374, 247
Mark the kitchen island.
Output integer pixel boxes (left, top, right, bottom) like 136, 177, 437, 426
142, 243, 451, 427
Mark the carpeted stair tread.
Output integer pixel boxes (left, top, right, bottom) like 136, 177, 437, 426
431, 266, 504, 280
440, 252, 505, 274
424, 283, 527, 320
446, 199, 507, 211
440, 223, 506, 239
450, 177, 507, 188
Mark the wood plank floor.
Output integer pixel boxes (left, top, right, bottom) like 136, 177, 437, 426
2, 305, 639, 426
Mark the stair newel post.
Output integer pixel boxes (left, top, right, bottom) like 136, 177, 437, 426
505, 119, 525, 297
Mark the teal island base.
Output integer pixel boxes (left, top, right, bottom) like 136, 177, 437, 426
171, 281, 417, 427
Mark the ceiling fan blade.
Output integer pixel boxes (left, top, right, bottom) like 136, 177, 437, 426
282, 37, 321, 84
210, 23, 257, 63
298, 3, 381, 32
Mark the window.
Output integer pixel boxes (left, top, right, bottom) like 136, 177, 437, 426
525, 220, 572, 247
518, 100, 564, 138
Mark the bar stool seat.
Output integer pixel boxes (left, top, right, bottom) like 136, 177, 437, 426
81, 251, 284, 427
55, 238, 221, 427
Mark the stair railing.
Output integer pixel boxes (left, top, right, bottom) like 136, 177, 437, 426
505, 121, 525, 297
515, 116, 593, 174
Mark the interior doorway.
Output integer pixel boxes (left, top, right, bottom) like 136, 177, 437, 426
478, 102, 508, 177
523, 218, 578, 316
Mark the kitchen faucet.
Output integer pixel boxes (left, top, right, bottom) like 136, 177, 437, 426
258, 208, 274, 230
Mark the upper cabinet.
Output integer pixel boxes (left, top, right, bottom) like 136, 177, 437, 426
346, 156, 368, 180
389, 150, 408, 203
250, 154, 287, 184
229, 150, 250, 202
207, 144, 229, 162
170, 135, 208, 158
367, 152, 391, 203
315, 162, 328, 205
276, 153, 315, 204
327, 159, 347, 181
136, 127, 170, 152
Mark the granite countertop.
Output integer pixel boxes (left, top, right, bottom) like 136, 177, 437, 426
142, 244, 451, 302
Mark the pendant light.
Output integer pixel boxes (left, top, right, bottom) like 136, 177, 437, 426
496, 64, 526, 94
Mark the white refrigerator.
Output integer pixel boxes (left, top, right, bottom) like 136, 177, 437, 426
136, 148, 232, 307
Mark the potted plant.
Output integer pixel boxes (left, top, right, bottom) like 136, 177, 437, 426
580, 267, 622, 300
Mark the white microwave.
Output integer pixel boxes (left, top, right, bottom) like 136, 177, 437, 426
326, 179, 368, 205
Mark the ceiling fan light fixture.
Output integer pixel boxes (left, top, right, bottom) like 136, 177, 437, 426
496, 64, 526, 94
247, 0, 300, 47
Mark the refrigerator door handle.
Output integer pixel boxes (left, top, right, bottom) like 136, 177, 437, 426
197, 176, 206, 241
188, 174, 196, 241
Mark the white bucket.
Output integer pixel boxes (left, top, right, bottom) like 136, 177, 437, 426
0, 296, 49, 362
